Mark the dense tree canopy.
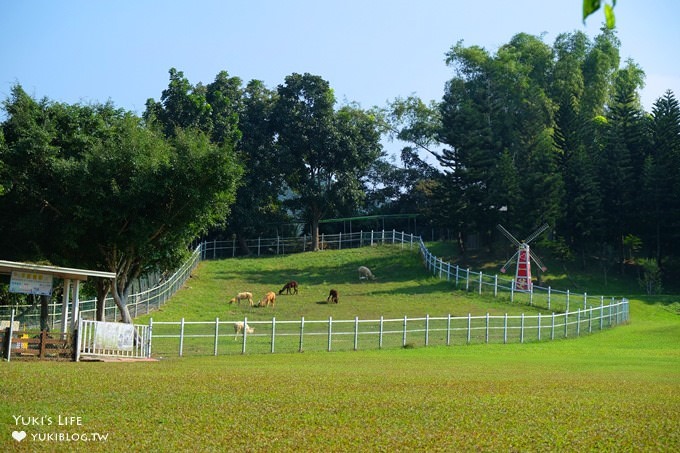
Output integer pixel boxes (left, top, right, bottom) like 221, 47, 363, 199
0, 85, 242, 323
387, 28, 680, 285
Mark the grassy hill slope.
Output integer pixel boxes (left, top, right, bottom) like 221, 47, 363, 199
1, 244, 678, 451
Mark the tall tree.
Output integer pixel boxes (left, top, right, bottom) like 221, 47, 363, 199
648, 91, 680, 259
273, 73, 383, 250
597, 64, 647, 263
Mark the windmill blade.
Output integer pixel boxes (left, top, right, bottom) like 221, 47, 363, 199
500, 251, 520, 273
524, 223, 550, 244
497, 224, 521, 247
529, 249, 548, 272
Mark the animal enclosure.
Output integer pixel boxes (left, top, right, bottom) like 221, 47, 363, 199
148, 299, 628, 357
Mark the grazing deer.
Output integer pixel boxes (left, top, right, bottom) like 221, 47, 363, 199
327, 289, 339, 304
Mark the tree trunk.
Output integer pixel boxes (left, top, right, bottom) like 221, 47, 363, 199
111, 282, 134, 324
238, 235, 251, 256
94, 279, 111, 322
40, 295, 49, 332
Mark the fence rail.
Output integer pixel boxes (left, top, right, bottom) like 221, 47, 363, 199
149, 298, 628, 357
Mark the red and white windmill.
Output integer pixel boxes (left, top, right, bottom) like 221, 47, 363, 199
497, 223, 549, 291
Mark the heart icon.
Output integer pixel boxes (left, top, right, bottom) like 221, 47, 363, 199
12, 430, 27, 442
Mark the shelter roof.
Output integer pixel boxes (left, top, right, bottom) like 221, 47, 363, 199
0, 260, 116, 281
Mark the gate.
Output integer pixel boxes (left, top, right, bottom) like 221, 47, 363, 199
76, 319, 151, 361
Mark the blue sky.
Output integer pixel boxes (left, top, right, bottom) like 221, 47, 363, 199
2, 1, 678, 135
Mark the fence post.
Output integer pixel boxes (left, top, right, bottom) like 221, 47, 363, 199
485, 313, 489, 344
232, 236, 236, 257
455, 265, 460, 286
446, 314, 451, 346
465, 268, 470, 291
214, 317, 219, 356
520, 313, 524, 343
328, 316, 332, 352
584, 292, 588, 310
447, 262, 451, 281
537, 313, 541, 341
242, 317, 248, 355
75, 316, 83, 362
271, 317, 276, 353
402, 316, 408, 347
7, 309, 15, 362
257, 237, 261, 256
148, 317, 153, 358
354, 317, 359, 351
511, 280, 515, 302
547, 286, 551, 310
577, 309, 581, 336
588, 307, 592, 333
566, 290, 570, 313
564, 311, 569, 338
504, 313, 508, 344
379, 316, 384, 349
467, 313, 471, 344
494, 275, 498, 298
425, 314, 430, 346
551, 313, 555, 340
299, 316, 305, 352
478, 271, 483, 295
179, 318, 185, 357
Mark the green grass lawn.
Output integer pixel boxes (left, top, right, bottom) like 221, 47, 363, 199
2, 244, 678, 451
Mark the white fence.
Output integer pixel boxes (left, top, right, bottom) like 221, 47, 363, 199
149, 298, 628, 357
76, 319, 151, 361
2, 229, 630, 358
198, 229, 416, 259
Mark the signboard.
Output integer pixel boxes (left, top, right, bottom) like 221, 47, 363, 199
9, 271, 53, 296
93, 321, 134, 352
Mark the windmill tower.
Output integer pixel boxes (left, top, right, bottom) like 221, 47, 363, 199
497, 223, 549, 291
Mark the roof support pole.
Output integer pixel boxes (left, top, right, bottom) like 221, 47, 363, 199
70, 281, 81, 331
61, 278, 71, 334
